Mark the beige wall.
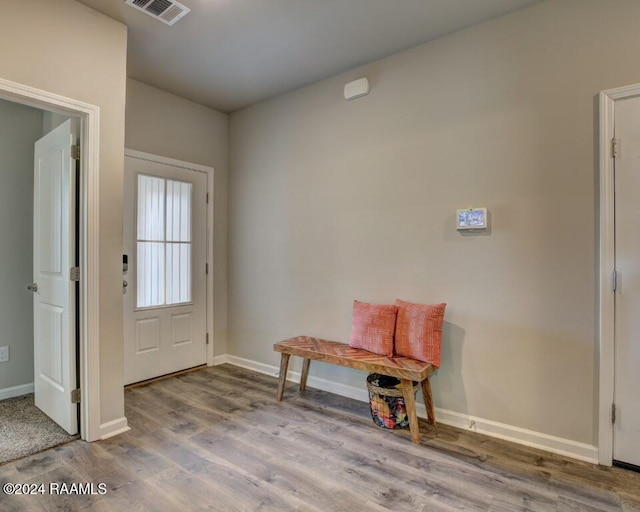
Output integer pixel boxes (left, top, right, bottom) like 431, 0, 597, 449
125, 79, 229, 355
0, 100, 43, 393
0, 0, 127, 424
229, 0, 640, 445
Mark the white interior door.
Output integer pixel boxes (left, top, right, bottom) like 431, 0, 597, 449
613, 94, 640, 467
33, 119, 77, 435
123, 156, 208, 385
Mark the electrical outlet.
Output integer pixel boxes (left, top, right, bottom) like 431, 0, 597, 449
0, 346, 8, 363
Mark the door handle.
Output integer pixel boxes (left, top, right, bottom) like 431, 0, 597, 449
27, 283, 38, 292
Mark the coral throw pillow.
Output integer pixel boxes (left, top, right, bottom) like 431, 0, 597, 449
349, 301, 398, 357
394, 300, 446, 367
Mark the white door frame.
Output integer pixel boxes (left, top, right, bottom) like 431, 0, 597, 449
598, 82, 640, 465
0, 77, 101, 442
124, 149, 215, 365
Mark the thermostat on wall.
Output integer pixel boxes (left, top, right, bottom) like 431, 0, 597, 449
457, 208, 488, 230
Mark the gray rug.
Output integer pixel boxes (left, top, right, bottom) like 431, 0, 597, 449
0, 394, 77, 465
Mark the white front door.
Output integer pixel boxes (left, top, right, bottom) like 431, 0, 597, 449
613, 94, 640, 467
33, 119, 77, 435
123, 155, 208, 385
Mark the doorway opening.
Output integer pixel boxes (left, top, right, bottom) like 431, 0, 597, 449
0, 77, 101, 446
598, 83, 640, 468
0, 102, 79, 464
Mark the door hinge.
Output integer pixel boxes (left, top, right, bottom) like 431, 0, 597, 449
612, 403, 616, 424
206, 333, 210, 345
612, 269, 617, 292
71, 145, 80, 161
70, 267, 80, 282
206, 263, 209, 275
71, 388, 81, 404
206, 192, 209, 204
612, 138, 620, 159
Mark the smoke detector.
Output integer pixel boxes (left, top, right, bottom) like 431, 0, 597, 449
125, 0, 191, 26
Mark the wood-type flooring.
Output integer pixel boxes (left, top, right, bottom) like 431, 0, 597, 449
0, 364, 638, 511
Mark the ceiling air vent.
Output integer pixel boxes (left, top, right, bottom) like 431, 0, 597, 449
125, 0, 191, 26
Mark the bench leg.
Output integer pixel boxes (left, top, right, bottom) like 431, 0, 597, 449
421, 378, 436, 426
401, 378, 420, 444
300, 358, 311, 392
276, 353, 290, 401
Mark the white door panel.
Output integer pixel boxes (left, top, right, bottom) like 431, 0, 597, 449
614, 95, 640, 467
123, 156, 207, 385
33, 119, 77, 435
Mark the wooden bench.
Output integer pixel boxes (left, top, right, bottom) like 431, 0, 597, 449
274, 336, 436, 443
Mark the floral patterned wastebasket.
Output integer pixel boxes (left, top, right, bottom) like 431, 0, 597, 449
367, 373, 418, 429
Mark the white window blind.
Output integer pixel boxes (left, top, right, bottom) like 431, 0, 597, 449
137, 174, 192, 308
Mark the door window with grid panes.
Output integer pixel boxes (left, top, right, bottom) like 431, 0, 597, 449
136, 174, 192, 308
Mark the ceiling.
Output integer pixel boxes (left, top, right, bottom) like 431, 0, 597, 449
76, 0, 543, 113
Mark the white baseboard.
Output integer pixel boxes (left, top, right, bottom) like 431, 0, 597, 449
0, 383, 34, 401
99, 417, 130, 440
211, 354, 229, 366
224, 355, 598, 464
433, 408, 597, 463
227, 355, 284, 379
